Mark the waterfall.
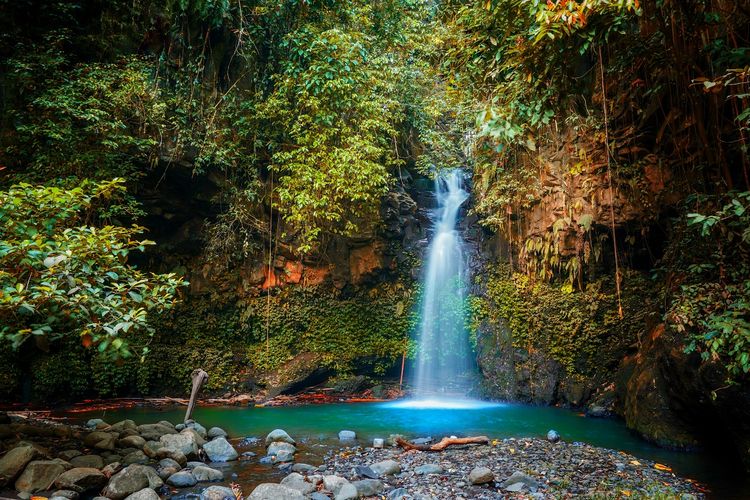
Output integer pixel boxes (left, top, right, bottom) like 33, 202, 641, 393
412, 169, 472, 397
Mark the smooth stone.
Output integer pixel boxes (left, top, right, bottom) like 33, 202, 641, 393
369, 460, 401, 476
280, 472, 317, 494
258, 456, 274, 465
240, 451, 257, 459
505, 482, 525, 492
181, 427, 206, 447
122, 451, 149, 466
158, 458, 180, 470
102, 465, 163, 499
354, 465, 378, 479
265, 429, 295, 446
200, 485, 235, 500
70, 455, 104, 469
202, 438, 238, 462
186, 461, 204, 469
102, 462, 122, 477
468, 466, 494, 485
84, 431, 118, 451
0, 445, 42, 485
546, 429, 560, 443
119, 436, 147, 449
334, 482, 358, 500
499, 471, 539, 491
124, 488, 160, 500
186, 422, 207, 439
414, 464, 443, 475
248, 483, 304, 499
289, 463, 314, 474
273, 450, 295, 463
167, 470, 197, 487
267, 442, 297, 456
207, 427, 227, 440
51, 490, 79, 499
310, 493, 329, 500
586, 405, 610, 418
160, 432, 199, 458
352, 479, 383, 496
192, 465, 223, 482
155, 448, 187, 467
58, 450, 83, 462
86, 419, 106, 429
18, 491, 31, 500
387, 488, 412, 500
15, 460, 67, 492
54, 467, 108, 494
323, 475, 351, 496
137, 423, 176, 442
338, 430, 356, 441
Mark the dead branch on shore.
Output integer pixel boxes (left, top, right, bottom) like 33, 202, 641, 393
395, 436, 489, 451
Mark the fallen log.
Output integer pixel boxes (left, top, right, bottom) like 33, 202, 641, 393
395, 435, 489, 451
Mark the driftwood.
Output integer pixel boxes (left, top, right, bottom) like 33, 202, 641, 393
395, 436, 489, 451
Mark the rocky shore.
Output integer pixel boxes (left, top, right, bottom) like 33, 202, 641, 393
0, 410, 705, 500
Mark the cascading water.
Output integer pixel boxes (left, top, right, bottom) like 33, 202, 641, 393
412, 169, 473, 398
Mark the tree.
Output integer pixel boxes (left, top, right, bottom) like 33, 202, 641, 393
0, 178, 187, 359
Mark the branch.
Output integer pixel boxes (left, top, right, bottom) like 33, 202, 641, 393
395, 436, 489, 452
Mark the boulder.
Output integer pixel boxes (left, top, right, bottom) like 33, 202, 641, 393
122, 451, 149, 466
166, 470, 197, 487
142, 441, 162, 458
207, 427, 227, 440
50, 489, 79, 499
54, 467, 108, 494
102, 462, 122, 478
15, 460, 67, 492
186, 422, 208, 439
108, 421, 137, 433
369, 460, 400, 476
123, 488, 159, 500
137, 424, 176, 442
118, 436, 146, 449
352, 479, 384, 496
84, 432, 118, 451
86, 419, 107, 429
102, 465, 163, 499
248, 483, 304, 500
70, 455, 105, 469
323, 475, 352, 496
264, 429, 295, 446
273, 450, 294, 463
0, 445, 41, 486
338, 430, 356, 441
192, 465, 223, 482
159, 432, 199, 458
267, 442, 296, 456
334, 482, 358, 500
58, 450, 83, 462
468, 466, 494, 485
201, 485, 235, 500
181, 427, 206, 447
280, 472, 319, 494
202, 437, 238, 462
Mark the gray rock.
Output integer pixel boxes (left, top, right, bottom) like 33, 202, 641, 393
137, 423, 176, 442
157, 458, 180, 470
54, 467, 108, 494
51, 490, 79, 499
586, 405, 610, 418
192, 465, 223, 482
352, 479, 383, 496
323, 475, 351, 496
18, 491, 31, 499
334, 482, 358, 500
499, 471, 539, 491
155, 458, 181, 480
291, 463, 316, 473
248, 483, 305, 499
411, 437, 432, 445
546, 429, 560, 443
280, 472, 318, 494
310, 493, 329, 500
267, 442, 297, 456
202, 437, 238, 462
414, 463, 443, 475
141, 441, 162, 459
468, 466, 494, 485
102, 465, 163, 499
155, 448, 187, 467
200, 485, 235, 500
167, 470, 197, 487
102, 462, 122, 477
108, 420, 137, 433
86, 419, 107, 429
181, 427, 207, 447
388, 488, 412, 500
174, 424, 185, 431
505, 482, 525, 492
186, 422, 208, 439
265, 429, 295, 446
159, 432, 199, 458
157, 421, 175, 430
84, 431, 118, 451
0, 446, 41, 487
369, 460, 400, 476
273, 450, 295, 463
258, 456, 274, 465
207, 427, 227, 440
124, 488, 160, 500
122, 451, 149, 466
15, 460, 67, 492
58, 450, 83, 462
338, 430, 356, 441
354, 465, 378, 479
186, 461, 205, 469
119, 436, 146, 449
70, 455, 104, 469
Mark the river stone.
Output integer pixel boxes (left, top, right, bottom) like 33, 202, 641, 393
291, 463, 316, 473
84, 431, 118, 451
155, 458, 180, 480
167, 470, 197, 487
267, 442, 297, 456
108, 420, 137, 433
468, 466, 494, 484
353, 479, 384, 496
186, 422, 208, 439
411, 437, 432, 445
335, 482, 358, 500
137, 424, 176, 442
207, 427, 227, 440
181, 427, 206, 447
123, 488, 160, 500
354, 465, 378, 479
122, 451, 148, 466
414, 463, 443, 475
547, 429, 560, 443
323, 475, 352, 496
15, 460, 67, 492
369, 460, 400, 476
338, 430, 356, 441
258, 456, 274, 465
185, 461, 204, 469
86, 419, 107, 429
160, 432, 199, 458
248, 483, 304, 499
70, 455, 105, 469
102, 462, 122, 477
273, 450, 295, 463
280, 472, 317, 494
499, 471, 539, 491
201, 485, 235, 500
202, 437, 238, 462
192, 465, 223, 482
58, 450, 83, 462
51, 489, 79, 499
265, 429, 295, 446
387, 488, 412, 500
119, 436, 146, 449
102, 465, 163, 499
54, 467, 108, 494
0, 446, 42, 486
154, 448, 186, 467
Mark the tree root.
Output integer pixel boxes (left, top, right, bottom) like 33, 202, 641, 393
395, 436, 489, 451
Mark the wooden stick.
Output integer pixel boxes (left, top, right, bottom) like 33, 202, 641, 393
395, 436, 489, 452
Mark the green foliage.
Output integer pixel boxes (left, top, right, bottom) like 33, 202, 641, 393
668, 192, 750, 379
0, 179, 187, 359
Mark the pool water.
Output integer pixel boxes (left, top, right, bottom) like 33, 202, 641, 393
56, 400, 748, 498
